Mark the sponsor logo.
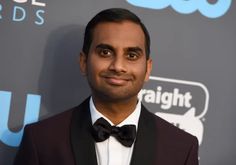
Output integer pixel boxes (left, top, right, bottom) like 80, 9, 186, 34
138, 76, 209, 145
126, 0, 232, 18
0, 90, 41, 147
0, 0, 46, 26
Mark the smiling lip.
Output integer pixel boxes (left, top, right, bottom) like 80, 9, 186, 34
103, 76, 130, 86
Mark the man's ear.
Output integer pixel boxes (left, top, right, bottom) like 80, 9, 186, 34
144, 58, 152, 82
79, 51, 87, 76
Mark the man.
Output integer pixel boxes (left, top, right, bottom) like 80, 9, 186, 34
14, 8, 199, 165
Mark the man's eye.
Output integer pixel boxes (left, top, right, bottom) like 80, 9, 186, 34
99, 49, 112, 56
127, 52, 139, 60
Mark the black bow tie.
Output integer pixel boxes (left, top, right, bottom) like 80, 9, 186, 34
91, 117, 136, 147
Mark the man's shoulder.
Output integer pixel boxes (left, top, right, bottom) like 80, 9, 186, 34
140, 106, 199, 164
142, 105, 198, 143
24, 106, 76, 136
26, 97, 90, 131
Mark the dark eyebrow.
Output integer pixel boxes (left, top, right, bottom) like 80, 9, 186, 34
96, 44, 143, 54
126, 47, 143, 54
96, 44, 115, 52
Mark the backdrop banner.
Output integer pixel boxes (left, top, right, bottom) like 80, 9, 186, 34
0, 0, 235, 164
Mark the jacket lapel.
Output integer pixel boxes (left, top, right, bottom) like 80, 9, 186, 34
130, 104, 158, 165
70, 98, 98, 165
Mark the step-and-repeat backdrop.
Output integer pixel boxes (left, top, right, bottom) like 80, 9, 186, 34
1, 0, 235, 164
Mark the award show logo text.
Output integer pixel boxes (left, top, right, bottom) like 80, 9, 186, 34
0, 0, 46, 26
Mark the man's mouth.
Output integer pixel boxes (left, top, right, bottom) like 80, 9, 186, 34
103, 76, 130, 86
100, 72, 134, 86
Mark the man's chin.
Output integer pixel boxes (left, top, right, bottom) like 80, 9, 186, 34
95, 92, 138, 103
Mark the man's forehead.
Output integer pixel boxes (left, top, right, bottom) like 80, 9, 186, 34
91, 21, 145, 45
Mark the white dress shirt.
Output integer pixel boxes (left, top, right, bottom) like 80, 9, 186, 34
89, 97, 141, 165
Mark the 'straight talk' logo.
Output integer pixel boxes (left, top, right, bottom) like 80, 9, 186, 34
139, 76, 209, 145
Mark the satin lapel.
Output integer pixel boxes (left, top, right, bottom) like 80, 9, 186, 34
130, 104, 157, 165
70, 98, 98, 165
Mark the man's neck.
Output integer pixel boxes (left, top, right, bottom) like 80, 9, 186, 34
92, 95, 138, 125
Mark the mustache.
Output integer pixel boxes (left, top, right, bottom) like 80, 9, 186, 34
100, 71, 134, 80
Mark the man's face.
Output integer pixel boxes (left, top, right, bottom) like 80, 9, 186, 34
80, 21, 152, 102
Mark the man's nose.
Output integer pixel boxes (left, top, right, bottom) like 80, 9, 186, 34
108, 55, 127, 73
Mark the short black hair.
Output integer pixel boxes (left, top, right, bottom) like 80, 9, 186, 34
82, 8, 151, 59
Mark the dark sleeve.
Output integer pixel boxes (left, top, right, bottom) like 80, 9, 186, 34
13, 125, 39, 165
184, 137, 199, 165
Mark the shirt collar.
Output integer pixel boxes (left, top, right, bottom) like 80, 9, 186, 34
89, 97, 141, 130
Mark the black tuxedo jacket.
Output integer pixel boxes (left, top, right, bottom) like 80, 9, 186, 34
14, 97, 199, 165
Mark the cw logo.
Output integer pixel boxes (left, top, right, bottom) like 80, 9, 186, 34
0, 91, 41, 147
126, 0, 232, 18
